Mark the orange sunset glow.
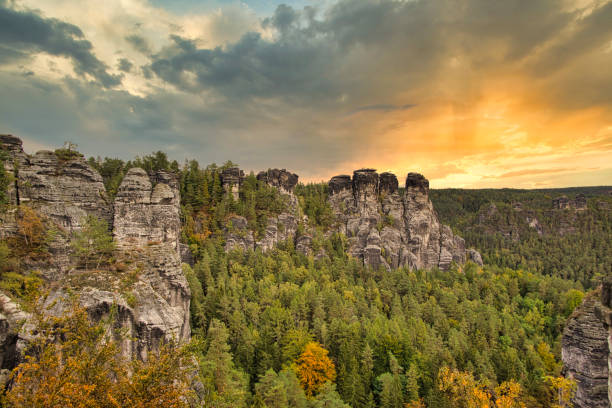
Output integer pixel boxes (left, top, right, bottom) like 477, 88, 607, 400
1, 0, 611, 187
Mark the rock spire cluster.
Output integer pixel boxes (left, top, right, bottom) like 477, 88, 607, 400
328, 169, 471, 270
0, 134, 190, 368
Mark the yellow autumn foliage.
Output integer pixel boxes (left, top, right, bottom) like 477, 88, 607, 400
295, 341, 336, 396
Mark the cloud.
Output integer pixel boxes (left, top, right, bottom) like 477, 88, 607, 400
0, 0, 611, 188
0, 1, 121, 87
492, 168, 581, 179
125, 34, 152, 55
117, 58, 133, 73
349, 104, 416, 115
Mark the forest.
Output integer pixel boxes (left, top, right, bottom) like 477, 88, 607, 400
429, 188, 611, 289
0, 149, 606, 407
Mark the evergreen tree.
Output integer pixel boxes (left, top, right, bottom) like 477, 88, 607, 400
71, 215, 115, 269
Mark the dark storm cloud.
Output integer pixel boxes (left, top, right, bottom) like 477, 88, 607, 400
150, 29, 340, 104
125, 34, 152, 55
146, 0, 609, 112
0, 2, 121, 87
117, 58, 133, 73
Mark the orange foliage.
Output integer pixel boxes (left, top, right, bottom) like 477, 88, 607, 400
16, 206, 45, 251
438, 367, 525, 408
405, 398, 426, 408
295, 341, 336, 396
3, 299, 192, 408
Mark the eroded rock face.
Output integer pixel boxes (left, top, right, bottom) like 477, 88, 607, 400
562, 280, 611, 408
0, 294, 32, 380
329, 169, 469, 270
379, 172, 399, 195
225, 215, 255, 252
0, 136, 190, 368
221, 167, 244, 200
110, 168, 190, 356
0, 137, 112, 230
329, 175, 351, 195
257, 169, 298, 193
224, 168, 299, 253
114, 168, 181, 250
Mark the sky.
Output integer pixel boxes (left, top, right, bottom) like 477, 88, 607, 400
0, 0, 611, 188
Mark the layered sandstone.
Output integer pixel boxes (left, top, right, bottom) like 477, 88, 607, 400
224, 168, 299, 252
562, 279, 611, 408
328, 169, 469, 270
0, 135, 190, 368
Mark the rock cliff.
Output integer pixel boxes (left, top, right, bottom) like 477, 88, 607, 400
328, 169, 468, 270
224, 168, 299, 253
222, 166, 475, 271
1, 135, 112, 230
0, 135, 190, 368
554, 194, 588, 211
562, 278, 611, 408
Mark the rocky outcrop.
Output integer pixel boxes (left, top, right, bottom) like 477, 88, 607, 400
255, 213, 298, 252
0, 135, 191, 366
1, 135, 112, 231
467, 248, 483, 266
554, 194, 588, 211
111, 168, 190, 357
329, 169, 471, 270
562, 279, 611, 408
221, 167, 244, 200
223, 166, 477, 270
256, 169, 298, 193
0, 294, 33, 382
224, 168, 300, 253
113, 167, 181, 250
225, 215, 255, 252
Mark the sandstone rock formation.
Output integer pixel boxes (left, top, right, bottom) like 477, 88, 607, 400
111, 168, 190, 359
221, 167, 244, 200
1, 135, 111, 231
224, 215, 255, 252
256, 168, 298, 193
562, 278, 611, 408
224, 168, 299, 253
0, 135, 190, 368
114, 167, 181, 250
328, 169, 469, 270
222, 165, 476, 271
554, 194, 588, 211
0, 294, 33, 383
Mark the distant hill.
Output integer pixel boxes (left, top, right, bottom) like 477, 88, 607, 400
430, 187, 612, 288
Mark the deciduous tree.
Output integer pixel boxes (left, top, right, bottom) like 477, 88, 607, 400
295, 341, 336, 396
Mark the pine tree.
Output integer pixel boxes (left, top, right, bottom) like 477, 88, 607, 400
198, 319, 248, 407
71, 215, 115, 269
